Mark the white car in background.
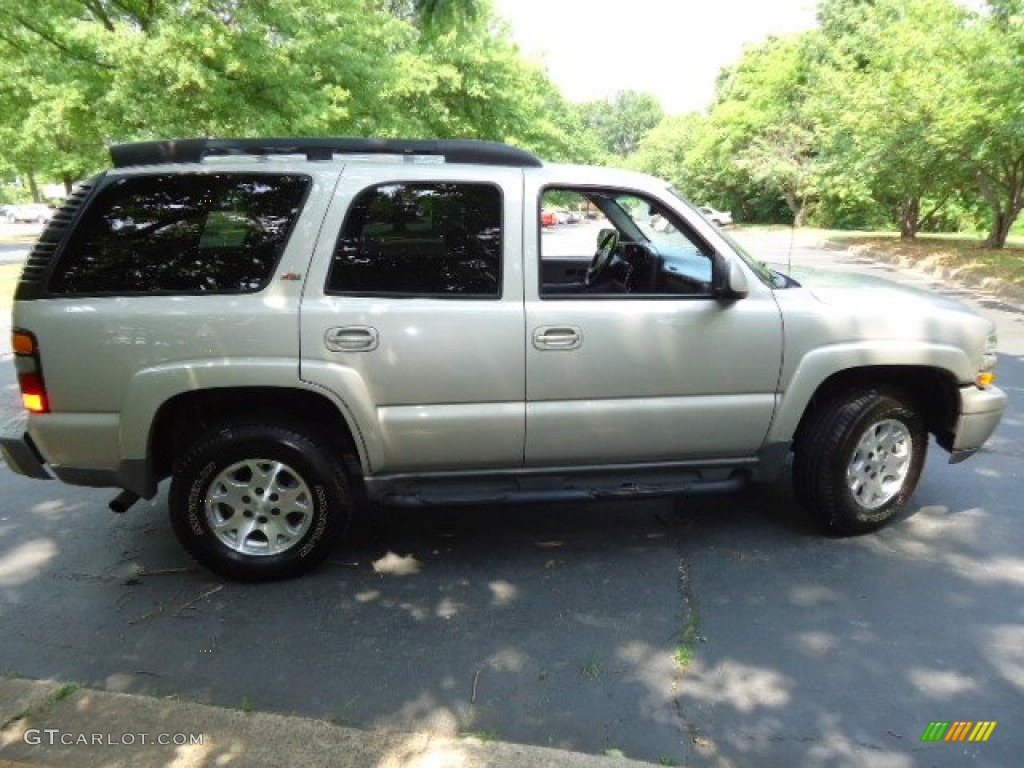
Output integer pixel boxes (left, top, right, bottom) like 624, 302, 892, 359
4, 203, 54, 224
699, 205, 733, 226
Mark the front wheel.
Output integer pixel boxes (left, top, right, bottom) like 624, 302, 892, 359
169, 422, 351, 580
794, 390, 927, 534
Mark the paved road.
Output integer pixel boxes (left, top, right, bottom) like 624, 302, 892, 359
0, 222, 40, 264
0, 230, 1020, 766
0, 243, 31, 265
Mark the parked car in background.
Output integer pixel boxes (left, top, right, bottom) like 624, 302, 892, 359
699, 205, 733, 226
540, 208, 557, 227
5, 203, 54, 224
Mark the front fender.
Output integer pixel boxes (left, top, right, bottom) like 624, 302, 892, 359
766, 341, 972, 445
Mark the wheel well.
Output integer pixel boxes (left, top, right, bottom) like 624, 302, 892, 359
793, 366, 959, 450
149, 387, 361, 481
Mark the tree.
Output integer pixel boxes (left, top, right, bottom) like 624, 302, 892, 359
0, 1, 110, 195
704, 35, 822, 226
630, 113, 706, 187
578, 90, 664, 158
381, 0, 482, 30
953, 2, 1024, 247
810, 0, 974, 238
0, 0, 584, 188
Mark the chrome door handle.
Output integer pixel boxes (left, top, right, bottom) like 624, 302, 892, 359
325, 326, 379, 352
532, 325, 582, 350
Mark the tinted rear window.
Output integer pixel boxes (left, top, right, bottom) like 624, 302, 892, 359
48, 173, 309, 295
327, 182, 502, 297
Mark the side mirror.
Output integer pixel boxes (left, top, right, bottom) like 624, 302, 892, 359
712, 252, 749, 301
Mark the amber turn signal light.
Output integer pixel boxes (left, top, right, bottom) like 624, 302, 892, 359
12, 331, 36, 355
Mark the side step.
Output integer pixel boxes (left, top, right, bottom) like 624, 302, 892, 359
377, 472, 749, 508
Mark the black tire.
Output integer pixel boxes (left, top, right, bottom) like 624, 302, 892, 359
793, 390, 926, 535
169, 422, 351, 581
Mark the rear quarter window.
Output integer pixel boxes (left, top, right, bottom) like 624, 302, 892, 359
47, 173, 310, 295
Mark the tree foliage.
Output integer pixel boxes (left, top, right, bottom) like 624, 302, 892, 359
631, 0, 1024, 244
0, 0, 586, 198
955, 0, 1024, 246
2, 0, 1023, 245
810, 0, 975, 238
578, 90, 664, 159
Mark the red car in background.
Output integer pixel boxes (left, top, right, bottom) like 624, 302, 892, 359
540, 208, 557, 227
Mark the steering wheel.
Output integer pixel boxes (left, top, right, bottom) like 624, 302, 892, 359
586, 229, 620, 287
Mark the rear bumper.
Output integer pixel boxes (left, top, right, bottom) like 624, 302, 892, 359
948, 384, 1007, 463
0, 426, 51, 480
1, 412, 155, 497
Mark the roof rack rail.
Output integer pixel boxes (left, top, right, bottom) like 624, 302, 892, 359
108, 137, 543, 169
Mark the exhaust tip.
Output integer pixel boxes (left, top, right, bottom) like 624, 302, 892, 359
109, 489, 140, 514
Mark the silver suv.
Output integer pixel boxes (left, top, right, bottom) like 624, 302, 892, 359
1, 138, 1007, 580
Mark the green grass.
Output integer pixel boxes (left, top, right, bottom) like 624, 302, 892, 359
2, 682, 83, 729
579, 654, 602, 681
460, 729, 500, 742
1, 263, 22, 309
675, 557, 702, 671
0, 233, 39, 245
53, 682, 82, 701
674, 601, 702, 670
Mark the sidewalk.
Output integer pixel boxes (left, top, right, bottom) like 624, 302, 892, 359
0, 678, 660, 768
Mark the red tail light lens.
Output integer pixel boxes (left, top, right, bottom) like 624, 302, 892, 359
18, 372, 49, 413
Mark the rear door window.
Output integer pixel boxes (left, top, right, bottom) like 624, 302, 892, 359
327, 182, 502, 297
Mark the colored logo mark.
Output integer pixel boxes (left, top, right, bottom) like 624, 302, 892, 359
921, 721, 997, 742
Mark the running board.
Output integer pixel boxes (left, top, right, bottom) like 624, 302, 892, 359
375, 472, 749, 508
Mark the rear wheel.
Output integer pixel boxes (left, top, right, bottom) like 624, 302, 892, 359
169, 421, 351, 580
794, 390, 926, 534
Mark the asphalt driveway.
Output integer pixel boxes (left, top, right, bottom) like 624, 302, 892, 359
0, 230, 1020, 767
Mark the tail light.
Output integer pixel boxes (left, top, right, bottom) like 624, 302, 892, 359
12, 330, 49, 413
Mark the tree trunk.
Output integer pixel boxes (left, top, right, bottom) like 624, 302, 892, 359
986, 209, 1015, 249
27, 171, 40, 203
793, 204, 807, 228
977, 163, 1022, 249
63, 173, 75, 196
784, 189, 807, 228
897, 197, 920, 240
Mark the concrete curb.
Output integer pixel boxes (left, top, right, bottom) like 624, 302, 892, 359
0, 679, 660, 768
848, 244, 1024, 307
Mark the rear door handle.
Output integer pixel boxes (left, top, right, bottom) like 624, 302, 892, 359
325, 326, 379, 352
532, 325, 582, 350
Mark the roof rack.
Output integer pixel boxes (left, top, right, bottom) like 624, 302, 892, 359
108, 137, 543, 169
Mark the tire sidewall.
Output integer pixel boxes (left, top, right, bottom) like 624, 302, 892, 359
831, 395, 925, 530
170, 424, 347, 580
